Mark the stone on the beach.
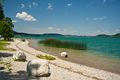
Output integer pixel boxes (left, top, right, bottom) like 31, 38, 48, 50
60, 52, 68, 58
0, 64, 5, 70
13, 51, 26, 61
27, 59, 50, 77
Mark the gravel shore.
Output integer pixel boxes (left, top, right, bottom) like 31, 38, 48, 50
0, 39, 120, 80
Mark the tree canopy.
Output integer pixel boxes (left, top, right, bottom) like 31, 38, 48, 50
0, 0, 14, 40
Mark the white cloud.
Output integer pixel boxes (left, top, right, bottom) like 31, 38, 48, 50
48, 27, 54, 30
47, 3, 53, 10
93, 16, 107, 21
33, 2, 38, 6
96, 30, 110, 34
21, 4, 25, 8
67, 3, 72, 7
12, 20, 18, 23
16, 12, 37, 21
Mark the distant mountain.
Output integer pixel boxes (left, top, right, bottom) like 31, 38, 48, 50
14, 31, 120, 38
112, 33, 120, 38
96, 33, 120, 38
14, 31, 63, 37
96, 34, 111, 37
42, 33, 63, 36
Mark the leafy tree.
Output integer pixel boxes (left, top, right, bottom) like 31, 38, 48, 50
0, 0, 14, 40
0, 0, 5, 20
0, 18, 14, 40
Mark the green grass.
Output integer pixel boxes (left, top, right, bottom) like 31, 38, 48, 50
0, 40, 9, 50
36, 55, 56, 60
0, 61, 12, 72
0, 40, 16, 51
39, 38, 87, 50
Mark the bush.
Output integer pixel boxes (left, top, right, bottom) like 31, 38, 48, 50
39, 38, 87, 50
36, 55, 56, 60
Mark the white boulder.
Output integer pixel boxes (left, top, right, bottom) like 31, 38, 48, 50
60, 52, 68, 58
13, 51, 26, 61
27, 59, 50, 77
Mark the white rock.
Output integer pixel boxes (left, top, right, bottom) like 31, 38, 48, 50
27, 59, 50, 77
13, 51, 26, 61
60, 52, 68, 58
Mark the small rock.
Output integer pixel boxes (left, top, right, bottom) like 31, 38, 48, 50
27, 59, 50, 77
60, 52, 68, 58
0, 64, 5, 70
13, 51, 26, 61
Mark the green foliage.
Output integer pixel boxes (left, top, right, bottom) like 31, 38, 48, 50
39, 38, 87, 50
0, 0, 14, 41
36, 54, 56, 60
0, 0, 5, 20
0, 17, 14, 40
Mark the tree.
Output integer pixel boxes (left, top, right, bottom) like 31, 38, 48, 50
0, 18, 14, 40
0, 0, 14, 40
0, 0, 5, 20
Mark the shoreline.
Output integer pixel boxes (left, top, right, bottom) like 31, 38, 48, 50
28, 39, 120, 74
0, 38, 120, 80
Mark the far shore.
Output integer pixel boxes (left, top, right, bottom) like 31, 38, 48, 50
0, 38, 120, 80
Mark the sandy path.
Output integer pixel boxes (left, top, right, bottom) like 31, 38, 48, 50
0, 39, 120, 80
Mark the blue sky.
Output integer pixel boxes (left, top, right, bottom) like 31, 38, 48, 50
3, 0, 120, 35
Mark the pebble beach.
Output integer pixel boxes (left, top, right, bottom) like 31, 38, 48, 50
0, 39, 120, 80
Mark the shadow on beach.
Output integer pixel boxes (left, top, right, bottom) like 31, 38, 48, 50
0, 70, 51, 80
0, 70, 27, 80
0, 52, 13, 58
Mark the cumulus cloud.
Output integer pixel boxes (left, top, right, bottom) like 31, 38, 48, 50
67, 3, 72, 7
21, 4, 25, 8
93, 16, 107, 21
16, 12, 37, 21
46, 26, 78, 35
12, 20, 18, 23
47, 3, 53, 10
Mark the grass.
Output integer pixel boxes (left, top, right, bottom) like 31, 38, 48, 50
0, 40, 9, 50
36, 54, 56, 60
0, 61, 12, 72
39, 38, 87, 50
13, 58, 27, 62
0, 40, 16, 51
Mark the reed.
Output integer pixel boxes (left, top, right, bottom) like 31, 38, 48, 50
39, 38, 87, 50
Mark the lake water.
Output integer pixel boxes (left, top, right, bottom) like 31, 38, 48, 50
17, 35, 120, 74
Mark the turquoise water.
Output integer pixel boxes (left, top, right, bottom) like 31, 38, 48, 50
20, 35, 120, 59
17, 35, 120, 73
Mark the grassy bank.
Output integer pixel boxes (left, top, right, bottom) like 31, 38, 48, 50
39, 38, 87, 50
0, 40, 8, 50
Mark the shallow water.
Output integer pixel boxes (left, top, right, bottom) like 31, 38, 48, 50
28, 38, 120, 74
